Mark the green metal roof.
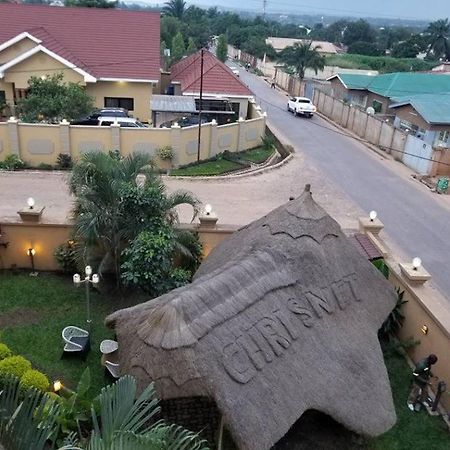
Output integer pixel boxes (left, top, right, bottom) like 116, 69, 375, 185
390, 93, 450, 125
367, 73, 450, 97
331, 73, 375, 90
333, 72, 450, 98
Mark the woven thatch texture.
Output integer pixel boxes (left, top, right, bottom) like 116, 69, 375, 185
106, 186, 397, 450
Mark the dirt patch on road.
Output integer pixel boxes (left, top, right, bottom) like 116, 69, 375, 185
0, 308, 42, 328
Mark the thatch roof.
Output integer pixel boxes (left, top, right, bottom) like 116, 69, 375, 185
106, 185, 397, 450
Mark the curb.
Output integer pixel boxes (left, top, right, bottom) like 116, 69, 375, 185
166, 153, 294, 182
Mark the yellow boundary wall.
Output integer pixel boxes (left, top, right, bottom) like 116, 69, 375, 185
0, 102, 265, 169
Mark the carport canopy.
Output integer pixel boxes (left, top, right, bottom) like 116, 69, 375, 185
151, 95, 197, 114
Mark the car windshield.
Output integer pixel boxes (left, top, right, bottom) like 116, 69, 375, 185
298, 99, 311, 104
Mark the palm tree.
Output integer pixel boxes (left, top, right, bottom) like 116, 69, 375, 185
426, 19, 450, 60
0, 374, 207, 450
162, 0, 189, 20
278, 41, 325, 80
69, 151, 200, 280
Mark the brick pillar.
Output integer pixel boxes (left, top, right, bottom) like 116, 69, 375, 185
170, 123, 182, 168
110, 123, 121, 154
7, 117, 20, 156
59, 119, 70, 155
209, 119, 218, 158
237, 116, 246, 152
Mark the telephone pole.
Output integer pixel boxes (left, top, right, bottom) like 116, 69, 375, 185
197, 49, 204, 163
263, 0, 267, 19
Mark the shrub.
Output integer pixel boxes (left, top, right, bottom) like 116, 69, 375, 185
37, 162, 54, 170
0, 355, 32, 378
54, 241, 78, 273
0, 343, 12, 360
121, 227, 174, 294
56, 153, 73, 169
20, 369, 50, 392
261, 134, 275, 152
0, 154, 25, 170
157, 145, 174, 161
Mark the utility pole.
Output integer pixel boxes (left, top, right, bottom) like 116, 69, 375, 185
263, 0, 267, 19
197, 48, 204, 163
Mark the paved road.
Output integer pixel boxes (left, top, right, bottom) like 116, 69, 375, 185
238, 67, 450, 298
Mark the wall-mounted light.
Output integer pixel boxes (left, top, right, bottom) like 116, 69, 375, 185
27, 248, 37, 275
369, 210, 377, 222
27, 197, 35, 210
67, 239, 75, 248
412, 257, 422, 271
204, 204, 213, 216
421, 325, 429, 335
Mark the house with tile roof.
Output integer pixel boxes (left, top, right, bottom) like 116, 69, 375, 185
328, 72, 450, 116
0, 4, 160, 122
169, 50, 253, 120
266, 37, 339, 56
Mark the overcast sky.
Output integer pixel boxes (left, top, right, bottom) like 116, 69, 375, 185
137, 0, 449, 20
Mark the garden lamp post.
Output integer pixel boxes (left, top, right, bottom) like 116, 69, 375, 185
73, 265, 99, 331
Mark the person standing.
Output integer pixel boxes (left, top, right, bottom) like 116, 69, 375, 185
271, 77, 276, 89
407, 354, 438, 411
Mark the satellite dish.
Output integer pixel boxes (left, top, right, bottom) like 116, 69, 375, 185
366, 106, 375, 116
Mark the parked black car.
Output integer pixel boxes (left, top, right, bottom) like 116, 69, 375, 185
159, 115, 209, 128
71, 108, 129, 125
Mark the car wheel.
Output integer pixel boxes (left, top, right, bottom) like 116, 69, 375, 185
294, 109, 298, 117
287, 104, 290, 112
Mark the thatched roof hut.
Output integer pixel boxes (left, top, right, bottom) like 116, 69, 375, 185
106, 185, 397, 450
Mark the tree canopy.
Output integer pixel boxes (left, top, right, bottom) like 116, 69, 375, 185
17, 73, 93, 123
65, 0, 117, 8
69, 151, 200, 291
216, 34, 228, 62
163, 0, 189, 20
279, 42, 325, 80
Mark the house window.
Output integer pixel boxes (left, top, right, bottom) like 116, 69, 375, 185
104, 97, 134, 111
372, 100, 383, 113
0, 90, 5, 105
436, 130, 450, 148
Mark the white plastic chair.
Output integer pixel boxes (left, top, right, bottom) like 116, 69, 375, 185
62, 326, 89, 353
105, 360, 120, 379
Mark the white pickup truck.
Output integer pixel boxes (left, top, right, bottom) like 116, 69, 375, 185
287, 96, 316, 118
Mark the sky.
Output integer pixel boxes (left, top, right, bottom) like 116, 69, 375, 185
136, 0, 450, 21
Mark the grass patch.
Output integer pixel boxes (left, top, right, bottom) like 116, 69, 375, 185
325, 54, 436, 73
0, 273, 143, 399
238, 147, 274, 164
171, 158, 243, 177
170, 146, 274, 177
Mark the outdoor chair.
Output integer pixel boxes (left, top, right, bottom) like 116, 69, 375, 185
104, 360, 120, 379
62, 326, 90, 358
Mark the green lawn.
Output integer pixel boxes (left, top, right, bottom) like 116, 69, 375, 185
369, 350, 449, 450
325, 54, 436, 73
0, 273, 143, 398
171, 159, 243, 177
238, 147, 274, 164
171, 146, 274, 177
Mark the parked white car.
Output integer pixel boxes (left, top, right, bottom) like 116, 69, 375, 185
287, 97, 316, 118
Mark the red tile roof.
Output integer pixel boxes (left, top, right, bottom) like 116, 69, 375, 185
0, 4, 160, 81
171, 50, 252, 97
